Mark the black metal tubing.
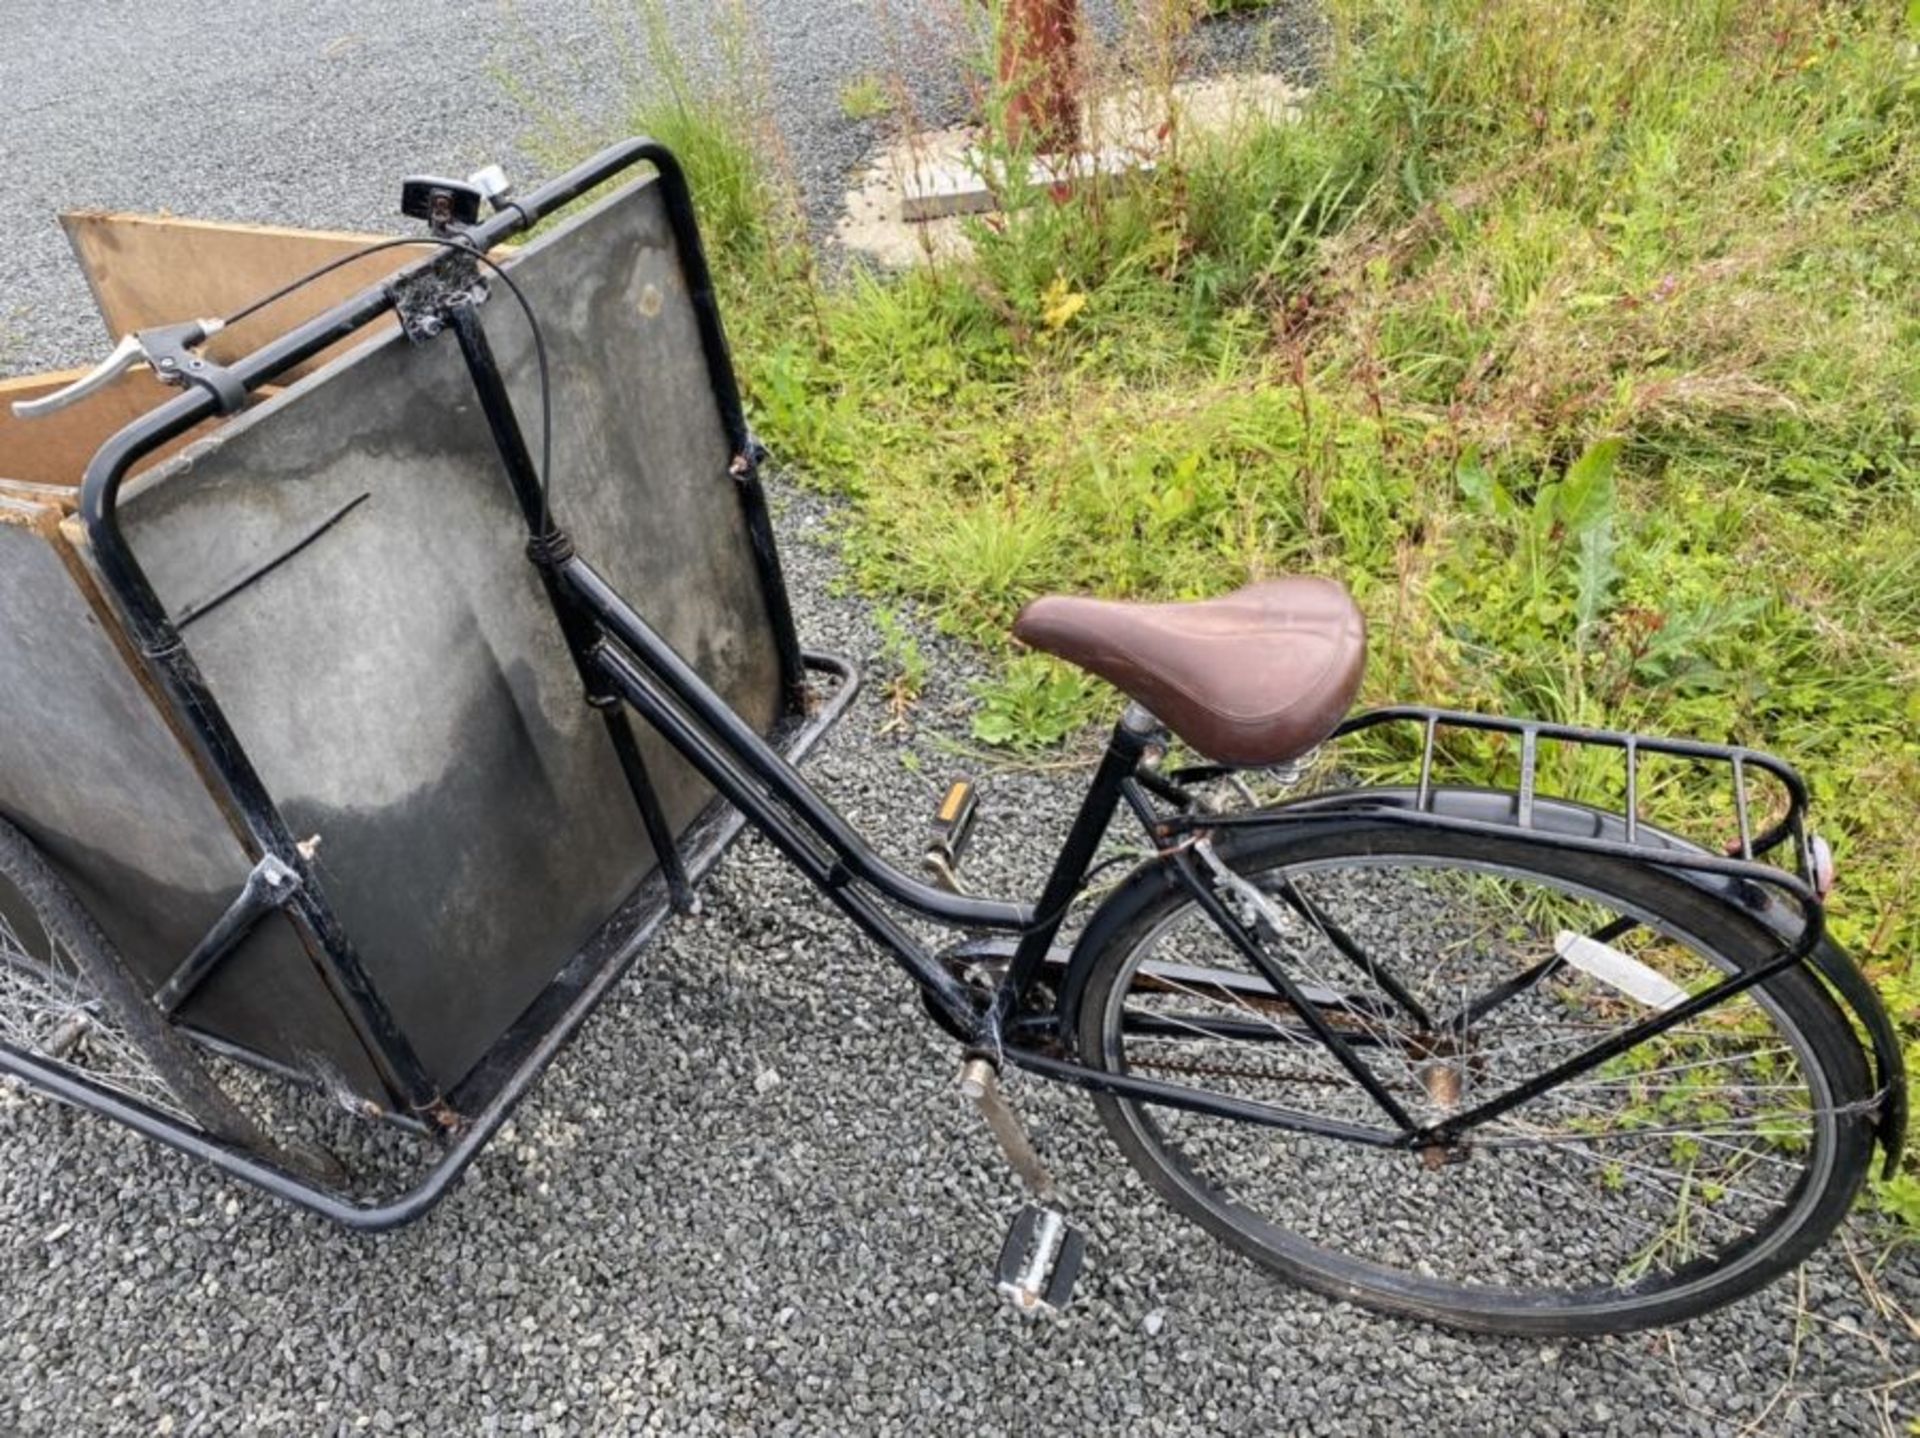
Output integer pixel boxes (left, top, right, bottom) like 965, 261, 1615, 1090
1271, 872, 1435, 1032
1002, 1048, 1402, 1147
550, 571, 1871, 1157
447, 300, 693, 910
1268, 783, 1904, 1172
68, 603, 441, 1116
981, 712, 1157, 1046
1190, 803, 1823, 930
1434, 912, 1637, 1035
0, 651, 857, 1229
153, 855, 300, 1017
584, 642, 981, 1037
561, 555, 1035, 934
1171, 703, 1827, 944
564, 610, 1438, 1139
728, 455, 808, 715
1166, 847, 1418, 1131
1423, 921, 1824, 1146
612, 155, 807, 711
56, 132, 1329, 1207
72, 138, 801, 1113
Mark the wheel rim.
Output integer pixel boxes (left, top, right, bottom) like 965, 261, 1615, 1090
1096, 849, 1847, 1319
0, 885, 196, 1125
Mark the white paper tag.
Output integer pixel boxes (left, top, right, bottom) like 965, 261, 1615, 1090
1554, 930, 1688, 1011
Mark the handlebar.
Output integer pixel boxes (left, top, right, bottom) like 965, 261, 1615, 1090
10, 318, 228, 419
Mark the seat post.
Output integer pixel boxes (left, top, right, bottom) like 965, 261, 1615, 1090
979, 703, 1161, 1049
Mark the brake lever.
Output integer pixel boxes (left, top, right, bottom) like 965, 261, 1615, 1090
11, 318, 229, 419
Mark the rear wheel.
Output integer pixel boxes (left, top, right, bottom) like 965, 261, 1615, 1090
1073, 818, 1876, 1334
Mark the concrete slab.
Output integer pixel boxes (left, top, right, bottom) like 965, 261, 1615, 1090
900, 145, 1150, 222
837, 74, 1308, 267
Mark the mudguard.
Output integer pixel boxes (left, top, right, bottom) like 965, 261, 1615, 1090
1065, 785, 1907, 1175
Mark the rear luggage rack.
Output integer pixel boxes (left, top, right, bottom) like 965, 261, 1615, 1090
1169, 704, 1828, 958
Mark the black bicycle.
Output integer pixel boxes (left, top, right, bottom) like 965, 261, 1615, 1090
1, 139, 1903, 1338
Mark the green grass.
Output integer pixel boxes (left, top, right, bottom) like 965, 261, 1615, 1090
521, 0, 1919, 1216
838, 73, 894, 122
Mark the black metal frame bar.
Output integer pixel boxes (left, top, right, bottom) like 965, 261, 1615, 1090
1166, 845, 1418, 1130
446, 300, 694, 911
64, 140, 811, 1127
152, 853, 302, 1017
5, 136, 1875, 1225
0, 662, 851, 1229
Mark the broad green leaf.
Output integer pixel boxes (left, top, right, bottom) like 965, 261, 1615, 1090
1574, 515, 1619, 636
1558, 437, 1621, 537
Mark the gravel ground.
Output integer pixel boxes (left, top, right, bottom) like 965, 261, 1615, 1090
1, 482, 1914, 1436
2, 3, 1915, 1435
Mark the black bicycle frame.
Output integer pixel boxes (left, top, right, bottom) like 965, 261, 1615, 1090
556, 542, 1846, 1160
561, 574, 1409, 1151
34, 138, 1891, 1232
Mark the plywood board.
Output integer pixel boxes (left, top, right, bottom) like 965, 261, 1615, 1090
61, 210, 408, 382
1, 370, 285, 493
2, 368, 195, 490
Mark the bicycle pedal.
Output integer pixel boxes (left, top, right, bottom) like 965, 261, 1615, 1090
995, 1205, 1085, 1315
923, 778, 979, 893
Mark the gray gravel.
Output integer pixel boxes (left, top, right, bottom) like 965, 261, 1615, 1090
1, 3, 1914, 1435
2, 482, 1914, 1436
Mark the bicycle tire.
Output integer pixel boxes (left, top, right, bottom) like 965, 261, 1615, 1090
0, 815, 270, 1148
1071, 815, 1877, 1335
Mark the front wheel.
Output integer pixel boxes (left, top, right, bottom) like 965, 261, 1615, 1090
0, 816, 271, 1148
1072, 817, 1876, 1335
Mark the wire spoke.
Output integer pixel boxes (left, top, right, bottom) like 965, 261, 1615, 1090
1102, 843, 1842, 1307
0, 908, 193, 1125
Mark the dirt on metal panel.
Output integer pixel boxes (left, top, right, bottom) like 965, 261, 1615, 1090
0, 494, 389, 1099
98, 176, 784, 1093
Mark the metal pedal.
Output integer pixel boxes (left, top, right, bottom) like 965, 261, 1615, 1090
923, 778, 979, 893
996, 1205, 1085, 1314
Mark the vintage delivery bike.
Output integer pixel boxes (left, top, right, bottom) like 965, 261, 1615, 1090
0, 139, 1903, 1337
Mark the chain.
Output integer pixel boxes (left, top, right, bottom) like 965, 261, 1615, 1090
1128, 1053, 1353, 1088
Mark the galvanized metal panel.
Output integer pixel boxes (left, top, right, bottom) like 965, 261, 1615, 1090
0, 497, 388, 1099
107, 176, 783, 1094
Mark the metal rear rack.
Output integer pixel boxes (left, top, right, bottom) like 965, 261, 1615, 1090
1348, 705, 1818, 890
1174, 703, 1830, 959
1158, 702, 1908, 1172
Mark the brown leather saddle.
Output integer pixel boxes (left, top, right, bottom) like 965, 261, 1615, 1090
1012, 577, 1366, 767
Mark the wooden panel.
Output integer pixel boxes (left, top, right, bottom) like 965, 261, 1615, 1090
61, 210, 408, 382
0, 370, 282, 493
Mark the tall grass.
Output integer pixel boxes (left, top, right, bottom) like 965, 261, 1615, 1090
519, 0, 1920, 1217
